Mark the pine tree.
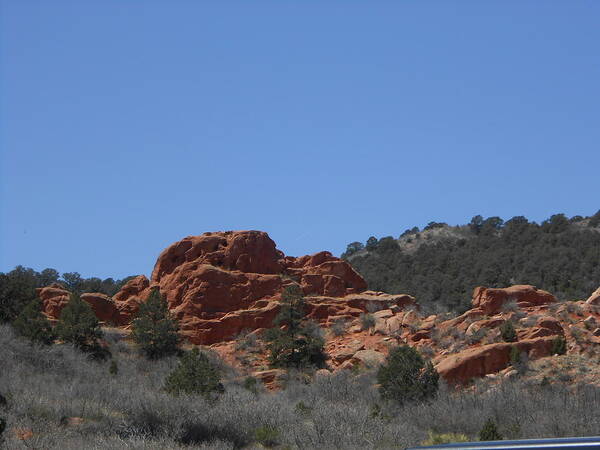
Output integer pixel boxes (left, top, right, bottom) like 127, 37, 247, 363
164, 348, 222, 397
500, 320, 517, 342
479, 418, 503, 441
131, 288, 180, 359
55, 292, 102, 350
377, 345, 439, 405
265, 285, 326, 369
12, 298, 55, 345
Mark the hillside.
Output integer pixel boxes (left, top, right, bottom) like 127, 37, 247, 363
343, 211, 600, 313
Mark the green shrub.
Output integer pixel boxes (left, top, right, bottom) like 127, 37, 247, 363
164, 348, 223, 397
377, 345, 439, 405
500, 321, 517, 342
243, 376, 259, 394
509, 346, 521, 367
131, 288, 180, 359
551, 336, 567, 355
12, 298, 55, 345
109, 360, 118, 376
329, 318, 348, 337
254, 425, 279, 447
479, 418, 502, 441
265, 285, 326, 369
421, 431, 469, 445
55, 293, 102, 351
359, 313, 376, 331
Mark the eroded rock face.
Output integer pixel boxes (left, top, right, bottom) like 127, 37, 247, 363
37, 283, 70, 318
435, 336, 556, 385
115, 230, 371, 344
80, 293, 119, 323
472, 285, 556, 315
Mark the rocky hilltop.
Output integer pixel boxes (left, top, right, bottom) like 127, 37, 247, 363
37, 230, 600, 386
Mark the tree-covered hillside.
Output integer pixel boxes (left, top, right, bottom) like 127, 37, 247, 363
343, 211, 600, 313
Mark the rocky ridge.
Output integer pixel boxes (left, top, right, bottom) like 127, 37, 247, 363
38, 230, 600, 387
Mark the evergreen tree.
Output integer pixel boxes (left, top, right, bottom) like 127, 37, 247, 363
12, 298, 55, 345
164, 348, 223, 397
55, 292, 102, 350
500, 321, 517, 342
479, 418, 503, 441
377, 345, 439, 405
131, 288, 180, 359
265, 285, 326, 369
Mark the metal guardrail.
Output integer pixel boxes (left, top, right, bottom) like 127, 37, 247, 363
407, 436, 600, 450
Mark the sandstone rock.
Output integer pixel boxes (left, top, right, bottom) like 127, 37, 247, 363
81, 293, 119, 323
331, 340, 365, 363
472, 285, 557, 315
252, 369, 286, 389
593, 328, 600, 337
110, 231, 375, 344
373, 309, 394, 320
586, 287, 600, 305
518, 316, 564, 340
37, 283, 70, 318
436, 336, 556, 384
402, 310, 419, 327
351, 349, 386, 368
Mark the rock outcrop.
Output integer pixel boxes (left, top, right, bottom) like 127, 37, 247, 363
587, 287, 600, 306
114, 231, 374, 344
37, 283, 70, 319
472, 285, 557, 315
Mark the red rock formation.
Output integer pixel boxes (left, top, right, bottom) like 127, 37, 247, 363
435, 336, 556, 385
37, 283, 70, 318
112, 275, 152, 324
80, 293, 119, 323
111, 230, 371, 344
472, 285, 556, 315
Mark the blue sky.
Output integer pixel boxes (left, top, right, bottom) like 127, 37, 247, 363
1, 1, 599, 279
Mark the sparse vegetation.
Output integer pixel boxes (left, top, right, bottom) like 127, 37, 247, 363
3, 323, 600, 448
359, 312, 376, 331
551, 336, 567, 355
422, 431, 470, 445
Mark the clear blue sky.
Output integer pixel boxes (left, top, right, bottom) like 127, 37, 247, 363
1, 1, 599, 279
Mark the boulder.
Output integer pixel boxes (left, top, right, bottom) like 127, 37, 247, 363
81, 293, 119, 323
586, 287, 600, 306
331, 340, 365, 363
436, 336, 556, 385
472, 285, 556, 315
351, 349, 386, 368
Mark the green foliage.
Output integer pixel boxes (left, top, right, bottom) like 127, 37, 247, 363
479, 418, 503, 441
254, 425, 279, 447
377, 345, 439, 405
500, 321, 517, 343
551, 336, 567, 355
55, 293, 102, 350
421, 431, 469, 445
164, 348, 223, 397
265, 285, 326, 369
359, 313, 376, 331
345, 212, 600, 312
12, 298, 55, 345
109, 360, 118, 376
131, 288, 180, 359
342, 241, 364, 258
243, 376, 259, 394
509, 346, 521, 367
0, 266, 134, 324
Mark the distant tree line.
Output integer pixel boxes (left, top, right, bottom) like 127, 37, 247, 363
0, 266, 135, 323
343, 211, 600, 313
